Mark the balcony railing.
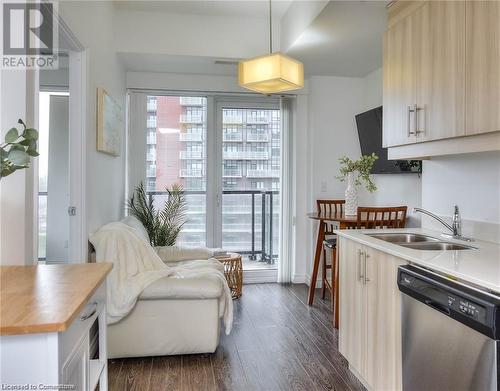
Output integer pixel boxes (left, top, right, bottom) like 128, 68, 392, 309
145, 190, 279, 263
180, 97, 204, 106
179, 151, 203, 159
179, 132, 203, 142
246, 133, 269, 142
180, 114, 203, 123
223, 151, 269, 160
223, 132, 243, 142
179, 169, 204, 177
147, 100, 157, 112
223, 168, 243, 178
147, 118, 157, 128
247, 169, 280, 178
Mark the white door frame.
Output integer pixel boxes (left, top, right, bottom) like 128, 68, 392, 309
33, 15, 87, 263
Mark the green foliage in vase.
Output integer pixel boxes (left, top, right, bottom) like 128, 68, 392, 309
336, 153, 379, 193
127, 182, 188, 246
1, 119, 39, 178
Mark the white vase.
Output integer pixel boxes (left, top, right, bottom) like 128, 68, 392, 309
344, 172, 358, 215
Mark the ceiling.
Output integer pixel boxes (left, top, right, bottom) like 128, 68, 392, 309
116, 1, 388, 78
287, 1, 387, 77
114, 0, 293, 19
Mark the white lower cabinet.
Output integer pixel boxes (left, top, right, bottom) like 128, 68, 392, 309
338, 237, 405, 391
62, 335, 89, 391
0, 282, 107, 391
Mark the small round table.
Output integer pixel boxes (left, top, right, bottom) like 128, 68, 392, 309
216, 252, 243, 299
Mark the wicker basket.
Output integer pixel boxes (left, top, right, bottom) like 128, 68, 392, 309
216, 253, 243, 299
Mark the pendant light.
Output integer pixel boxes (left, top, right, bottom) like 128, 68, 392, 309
238, 0, 304, 94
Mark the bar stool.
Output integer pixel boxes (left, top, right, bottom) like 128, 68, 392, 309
316, 200, 345, 313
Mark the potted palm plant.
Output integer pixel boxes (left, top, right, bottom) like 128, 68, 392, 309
337, 153, 378, 215
127, 182, 188, 246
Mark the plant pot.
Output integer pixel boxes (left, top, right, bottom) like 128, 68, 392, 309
344, 172, 358, 216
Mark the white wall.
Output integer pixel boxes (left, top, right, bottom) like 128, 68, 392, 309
59, 1, 127, 236
293, 69, 422, 283
421, 152, 500, 243
0, 69, 36, 265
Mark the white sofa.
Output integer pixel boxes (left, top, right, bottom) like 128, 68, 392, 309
105, 217, 227, 358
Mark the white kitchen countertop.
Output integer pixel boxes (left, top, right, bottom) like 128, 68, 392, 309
334, 228, 500, 294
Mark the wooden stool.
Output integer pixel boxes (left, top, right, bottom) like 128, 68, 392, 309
316, 200, 344, 327
216, 252, 243, 299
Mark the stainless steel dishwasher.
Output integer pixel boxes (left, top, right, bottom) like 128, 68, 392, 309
398, 265, 500, 391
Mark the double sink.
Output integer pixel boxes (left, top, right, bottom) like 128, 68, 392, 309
367, 233, 476, 251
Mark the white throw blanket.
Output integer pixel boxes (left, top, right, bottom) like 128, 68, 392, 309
89, 222, 233, 334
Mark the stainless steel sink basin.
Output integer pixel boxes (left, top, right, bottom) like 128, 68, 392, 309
398, 242, 476, 251
367, 232, 476, 251
367, 233, 440, 243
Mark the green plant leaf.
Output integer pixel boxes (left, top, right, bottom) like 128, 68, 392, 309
24, 128, 38, 141
27, 149, 39, 157
5, 128, 19, 143
8, 149, 29, 166
19, 139, 31, 146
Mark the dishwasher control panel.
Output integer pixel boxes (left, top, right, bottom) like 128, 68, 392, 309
398, 265, 500, 340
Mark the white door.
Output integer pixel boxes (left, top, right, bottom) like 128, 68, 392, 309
46, 94, 70, 261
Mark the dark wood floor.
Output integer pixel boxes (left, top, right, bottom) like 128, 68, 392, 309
108, 283, 365, 391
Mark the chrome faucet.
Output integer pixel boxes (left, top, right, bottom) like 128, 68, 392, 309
413, 205, 473, 242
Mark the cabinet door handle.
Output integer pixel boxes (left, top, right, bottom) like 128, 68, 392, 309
357, 249, 364, 282
80, 302, 98, 321
363, 253, 371, 284
407, 106, 414, 136
416, 105, 424, 135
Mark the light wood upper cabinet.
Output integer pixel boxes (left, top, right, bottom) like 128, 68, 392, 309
383, 0, 499, 153
338, 237, 404, 391
415, 1, 466, 141
383, 11, 417, 147
466, 1, 500, 135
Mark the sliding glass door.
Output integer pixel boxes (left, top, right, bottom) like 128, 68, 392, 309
136, 94, 281, 275
217, 102, 281, 272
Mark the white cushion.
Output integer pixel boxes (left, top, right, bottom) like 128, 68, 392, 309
155, 245, 215, 262
121, 215, 150, 243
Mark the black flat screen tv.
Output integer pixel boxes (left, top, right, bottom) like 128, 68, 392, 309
355, 106, 422, 174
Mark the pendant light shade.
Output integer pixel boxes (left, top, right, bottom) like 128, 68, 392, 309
238, 0, 304, 94
238, 53, 304, 94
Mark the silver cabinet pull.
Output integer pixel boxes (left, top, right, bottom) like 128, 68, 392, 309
357, 249, 364, 282
363, 253, 371, 284
80, 302, 98, 321
407, 105, 418, 136
416, 105, 424, 135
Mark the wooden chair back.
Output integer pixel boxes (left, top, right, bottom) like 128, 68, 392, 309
316, 200, 345, 235
356, 206, 408, 229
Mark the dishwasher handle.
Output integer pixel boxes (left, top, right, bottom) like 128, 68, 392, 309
424, 299, 451, 316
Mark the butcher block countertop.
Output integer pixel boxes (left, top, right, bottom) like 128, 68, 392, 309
0, 263, 112, 336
